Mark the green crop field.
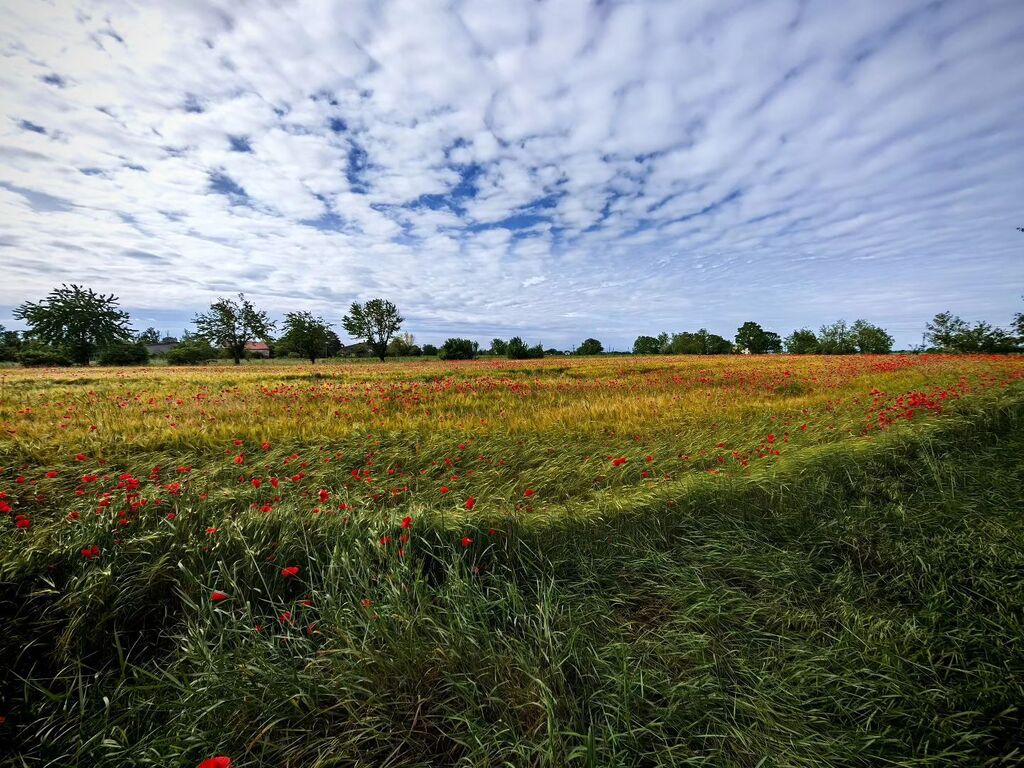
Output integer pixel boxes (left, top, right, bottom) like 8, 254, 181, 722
2, 354, 1023, 767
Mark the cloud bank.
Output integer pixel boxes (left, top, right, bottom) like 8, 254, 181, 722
1, 0, 1023, 348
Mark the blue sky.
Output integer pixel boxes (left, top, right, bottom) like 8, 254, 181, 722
1, 0, 1022, 350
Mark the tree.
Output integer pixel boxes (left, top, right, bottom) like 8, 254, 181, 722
421, 343, 438, 357
925, 312, 1014, 353
848, 320, 893, 354
925, 312, 969, 351
279, 311, 334, 363
576, 338, 604, 355
817, 321, 857, 355
193, 293, 274, 365
1013, 303, 1023, 343
136, 327, 161, 345
490, 338, 508, 356
341, 299, 402, 362
438, 337, 477, 360
0, 326, 22, 362
668, 329, 732, 355
14, 284, 132, 365
735, 321, 782, 354
387, 332, 417, 357
633, 335, 661, 355
507, 336, 544, 359
784, 328, 820, 354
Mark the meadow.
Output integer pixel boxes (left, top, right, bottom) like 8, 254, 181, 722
2, 354, 1023, 767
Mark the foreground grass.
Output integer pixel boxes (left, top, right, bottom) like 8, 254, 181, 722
2, 385, 1023, 766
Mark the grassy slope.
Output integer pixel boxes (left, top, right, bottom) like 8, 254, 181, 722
2, 394, 1023, 767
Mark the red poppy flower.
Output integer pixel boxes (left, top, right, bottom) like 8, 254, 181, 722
461, 536, 473, 548
210, 591, 228, 602
251, 478, 262, 488
269, 477, 279, 489
464, 496, 476, 510
261, 441, 271, 450
611, 457, 627, 467
279, 611, 292, 623
439, 486, 449, 494
206, 527, 218, 534
523, 488, 536, 497
233, 454, 244, 465
198, 757, 231, 768
0, 501, 11, 513
318, 489, 329, 503
45, 471, 59, 478
75, 453, 87, 461
233, 439, 243, 446
280, 566, 300, 578
81, 545, 100, 559
15, 515, 30, 529
401, 516, 413, 529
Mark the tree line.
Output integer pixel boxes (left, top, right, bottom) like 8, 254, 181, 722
2, 284, 1021, 367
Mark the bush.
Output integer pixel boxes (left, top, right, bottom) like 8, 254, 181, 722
98, 341, 150, 366
18, 345, 72, 367
438, 338, 478, 360
166, 341, 218, 365
421, 344, 438, 357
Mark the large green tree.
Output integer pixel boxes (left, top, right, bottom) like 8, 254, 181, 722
925, 312, 1014, 353
193, 293, 274, 365
576, 338, 604, 355
784, 328, 820, 354
279, 311, 334, 363
632, 335, 661, 355
341, 299, 403, 362
735, 321, 782, 353
851, 320, 894, 354
817, 321, 857, 355
14, 284, 132, 365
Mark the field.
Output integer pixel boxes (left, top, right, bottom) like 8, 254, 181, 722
2, 354, 1023, 767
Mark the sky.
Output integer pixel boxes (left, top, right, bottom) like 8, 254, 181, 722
1, 0, 1023, 351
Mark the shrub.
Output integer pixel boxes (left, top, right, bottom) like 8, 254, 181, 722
421, 344, 438, 357
438, 337, 477, 360
166, 341, 218, 365
18, 345, 73, 367
98, 341, 150, 366
507, 336, 545, 359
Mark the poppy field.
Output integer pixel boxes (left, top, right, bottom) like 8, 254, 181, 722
2, 354, 1024, 767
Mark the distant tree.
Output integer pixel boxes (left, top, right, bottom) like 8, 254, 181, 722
656, 332, 671, 354
136, 327, 161, 345
507, 336, 544, 359
632, 335, 661, 355
544, 348, 563, 356
193, 293, 274, 365
160, 335, 179, 345
0, 325, 22, 362
668, 329, 733, 355
735, 321, 782, 354
817, 321, 857, 355
925, 312, 1014, 353
784, 328, 820, 354
490, 338, 508, 356
1013, 300, 1024, 342
342, 299, 402, 362
576, 338, 604, 355
438, 337, 477, 360
387, 332, 417, 357
14, 284, 132, 365
925, 312, 970, 351
421, 343, 438, 357
850, 320, 894, 354
98, 341, 150, 366
279, 311, 334, 363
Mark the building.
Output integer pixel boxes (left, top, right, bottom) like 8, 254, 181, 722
244, 341, 271, 358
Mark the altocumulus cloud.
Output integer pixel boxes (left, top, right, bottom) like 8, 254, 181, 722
1, 0, 1023, 347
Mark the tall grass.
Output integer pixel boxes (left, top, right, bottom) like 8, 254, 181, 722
1, 355, 1022, 766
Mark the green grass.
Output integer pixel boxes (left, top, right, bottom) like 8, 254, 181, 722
2, 396, 1023, 766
